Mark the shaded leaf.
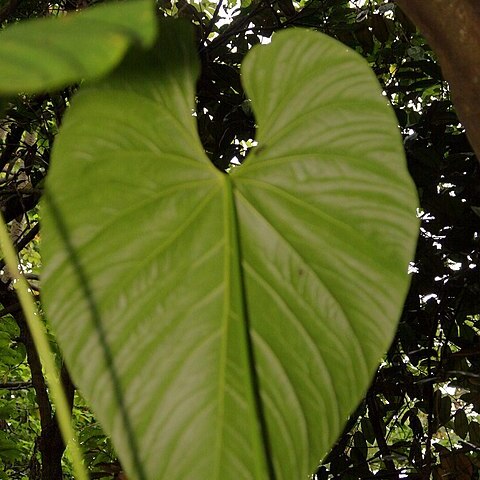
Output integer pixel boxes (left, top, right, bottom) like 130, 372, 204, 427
438, 394, 452, 426
0, 432, 22, 461
437, 451, 473, 480
454, 409, 469, 439
469, 421, 480, 446
354, 24, 374, 53
352, 431, 367, 459
360, 417, 375, 444
278, 0, 295, 17
409, 410, 423, 437
371, 14, 389, 43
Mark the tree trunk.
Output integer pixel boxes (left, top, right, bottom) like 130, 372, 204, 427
0, 286, 75, 480
37, 365, 75, 480
396, 0, 480, 160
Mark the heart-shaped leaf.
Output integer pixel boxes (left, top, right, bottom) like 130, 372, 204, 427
41, 20, 418, 480
0, 0, 155, 95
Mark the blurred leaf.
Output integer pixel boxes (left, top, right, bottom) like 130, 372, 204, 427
0, 404, 15, 420
0, 432, 22, 462
0, 0, 156, 94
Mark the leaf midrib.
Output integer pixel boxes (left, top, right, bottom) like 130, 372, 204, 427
214, 175, 276, 480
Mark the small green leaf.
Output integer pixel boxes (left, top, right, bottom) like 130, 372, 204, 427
0, 404, 15, 420
0, 333, 10, 348
438, 395, 452, 426
42, 21, 418, 480
0, 0, 156, 95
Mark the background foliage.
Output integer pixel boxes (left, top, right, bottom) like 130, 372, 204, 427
0, 0, 479, 479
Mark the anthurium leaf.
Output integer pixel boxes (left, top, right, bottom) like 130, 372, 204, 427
41, 21, 418, 480
0, 0, 156, 95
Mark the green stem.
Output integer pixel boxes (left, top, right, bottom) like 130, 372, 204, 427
0, 212, 89, 480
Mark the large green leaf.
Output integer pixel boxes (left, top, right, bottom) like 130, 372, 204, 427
41, 21, 418, 480
0, 0, 155, 95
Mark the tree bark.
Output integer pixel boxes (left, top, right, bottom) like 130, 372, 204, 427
37, 365, 75, 480
0, 287, 75, 480
16, 307, 75, 480
395, 0, 480, 161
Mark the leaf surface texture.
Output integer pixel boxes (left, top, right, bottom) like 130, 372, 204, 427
42, 22, 418, 480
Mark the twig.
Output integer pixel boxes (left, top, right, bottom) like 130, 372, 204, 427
367, 395, 399, 479
202, 1, 268, 53
202, 0, 224, 42
0, 381, 33, 390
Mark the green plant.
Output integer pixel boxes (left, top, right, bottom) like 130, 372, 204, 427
0, 1, 418, 478
0, 214, 87, 479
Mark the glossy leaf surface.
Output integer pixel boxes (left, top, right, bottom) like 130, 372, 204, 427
0, 0, 155, 94
41, 21, 418, 480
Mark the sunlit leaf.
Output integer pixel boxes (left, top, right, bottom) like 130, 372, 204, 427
42, 21, 418, 480
0, 0, 156, 94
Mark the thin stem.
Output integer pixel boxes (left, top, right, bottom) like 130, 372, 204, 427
0, 212, 89, 480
